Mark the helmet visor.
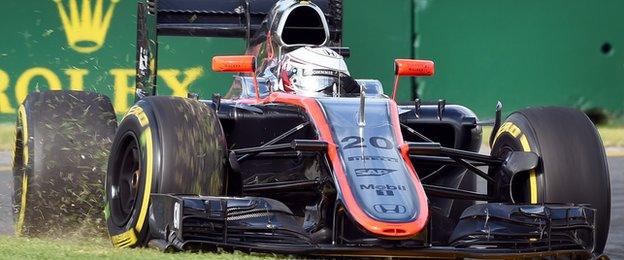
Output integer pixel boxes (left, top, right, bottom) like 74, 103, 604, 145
294, 75, 338, 92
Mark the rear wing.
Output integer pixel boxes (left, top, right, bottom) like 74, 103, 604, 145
154, 0, 342, 40
136, 0, 343, 96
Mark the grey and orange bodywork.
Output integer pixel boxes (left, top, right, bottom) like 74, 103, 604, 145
146, 91, 596, 258
137, 0, 597, 258
235, 93, 430, 238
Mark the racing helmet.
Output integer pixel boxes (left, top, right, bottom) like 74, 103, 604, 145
278, 46, 355, 96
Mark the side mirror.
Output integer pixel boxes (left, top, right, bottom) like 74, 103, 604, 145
211, 55, 256, 73
392, 59, 434, 100
211, 55, 260, 99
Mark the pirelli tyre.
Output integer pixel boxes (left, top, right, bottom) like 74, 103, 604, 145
105, 96, 227, 248
490, 107, 610, 253
12, 90, 117, 236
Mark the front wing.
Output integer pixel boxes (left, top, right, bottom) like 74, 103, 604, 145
146, 194, 595, 258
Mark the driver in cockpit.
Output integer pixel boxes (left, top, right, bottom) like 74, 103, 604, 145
261, 46, 360, 97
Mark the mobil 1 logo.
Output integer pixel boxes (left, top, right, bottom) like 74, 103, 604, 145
360, 184, 406, 197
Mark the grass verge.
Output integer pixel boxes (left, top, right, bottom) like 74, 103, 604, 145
0, 123, 622, 151
0, 236, 276, 260
597, 126, 624, 147
0, 123, 15, 151
481, 125, 623, 149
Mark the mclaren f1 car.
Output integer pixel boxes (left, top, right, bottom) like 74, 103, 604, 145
12, 0, 610, 258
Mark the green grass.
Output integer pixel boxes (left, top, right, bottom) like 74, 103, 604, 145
597, 126, 624, 147
482, 126, 494, 148
0, 123, 15, 151
0, 236, 277, 260
0, 123, 621, 151
481, 125, 624, 148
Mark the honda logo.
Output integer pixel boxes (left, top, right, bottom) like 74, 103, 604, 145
373, 204, 407, 214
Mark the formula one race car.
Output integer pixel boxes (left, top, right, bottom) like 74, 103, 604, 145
13, 0, 610, 258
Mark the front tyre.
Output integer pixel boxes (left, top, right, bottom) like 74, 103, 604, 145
105, 96, 226, 248
12, 91, 117, 236
490, 107, 610, 253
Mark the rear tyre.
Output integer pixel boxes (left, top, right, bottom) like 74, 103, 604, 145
12, 90, 117, 236
105, 96, 226, 248
490, 107, 610, 253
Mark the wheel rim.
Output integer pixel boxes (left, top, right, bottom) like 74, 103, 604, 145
109, 132, 142, 227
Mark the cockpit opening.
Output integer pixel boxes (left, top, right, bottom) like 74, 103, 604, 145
280, 5, 328, 46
